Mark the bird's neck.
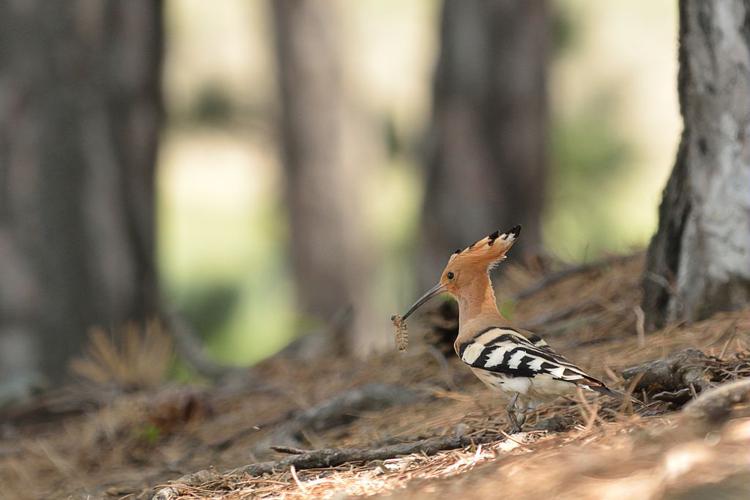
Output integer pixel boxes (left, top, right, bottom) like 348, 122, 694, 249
456, 273, 503, 332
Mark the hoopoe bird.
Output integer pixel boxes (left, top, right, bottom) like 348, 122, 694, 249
396, 225, 618, 431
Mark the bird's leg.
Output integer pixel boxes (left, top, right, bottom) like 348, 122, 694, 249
515, 398, 528, 429
506, 393, 522, 434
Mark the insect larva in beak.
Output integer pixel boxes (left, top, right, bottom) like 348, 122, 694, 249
390, 314, 408, 352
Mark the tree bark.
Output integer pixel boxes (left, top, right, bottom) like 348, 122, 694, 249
643, 0, 750, 330
0, 1, 163, 389
271, 0, 378, 355
419, 0, 548, 287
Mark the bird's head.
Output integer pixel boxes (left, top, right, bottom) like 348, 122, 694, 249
398, 225, 521, 321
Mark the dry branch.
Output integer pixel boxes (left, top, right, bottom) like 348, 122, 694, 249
154, 432, 500, 497
294, 383, 421, 432
622, 348, 714, 398
622, 348, 750, 409
681, 378, 750, 424
249, 383, 423, 454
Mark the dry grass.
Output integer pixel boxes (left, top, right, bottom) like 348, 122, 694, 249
2, 254, 750, 499
70, 322, 174, 391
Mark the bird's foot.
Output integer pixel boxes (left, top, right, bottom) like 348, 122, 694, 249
505, 393, 526, 434
506, 409, 526, 434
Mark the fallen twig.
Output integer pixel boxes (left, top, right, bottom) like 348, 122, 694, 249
633, 306, 646, 348
294, 383, 420, 432
270, 446, 308, 455
250, 383, 423, 455
154, 432, 501, 496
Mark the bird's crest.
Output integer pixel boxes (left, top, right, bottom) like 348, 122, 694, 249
448, 225, 521, 270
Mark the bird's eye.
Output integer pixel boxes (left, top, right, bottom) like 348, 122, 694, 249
446, 272, 455, 280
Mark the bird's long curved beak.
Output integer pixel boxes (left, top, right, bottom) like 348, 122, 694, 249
400, 282, 446, 321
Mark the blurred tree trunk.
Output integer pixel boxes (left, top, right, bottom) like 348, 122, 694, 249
0, 1, 163, 392
419, 0, 548, 286
271, 0, 379, 355
642, 0, 750, 331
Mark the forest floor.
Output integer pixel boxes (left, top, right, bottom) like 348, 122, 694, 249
3, 254, 750, 499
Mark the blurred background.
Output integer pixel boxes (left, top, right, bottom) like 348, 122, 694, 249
0, 0, 680, 389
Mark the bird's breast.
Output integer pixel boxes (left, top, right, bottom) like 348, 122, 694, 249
470, 368, 579, 401
471, 368, 531, 395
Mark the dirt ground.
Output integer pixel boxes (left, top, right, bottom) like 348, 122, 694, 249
2, 254, 750, 499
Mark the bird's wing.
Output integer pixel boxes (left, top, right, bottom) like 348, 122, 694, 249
457, 326, 611, 392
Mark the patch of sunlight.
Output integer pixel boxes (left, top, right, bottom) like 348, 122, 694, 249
207, 257, 296, 364
158, 130, 278, 283
548, 0, 679, 260
158, 129, 295, 364
368, 158, 424, 323
340, 0, 438, 132
164, 0, 273, 114
366, 159, 423, 248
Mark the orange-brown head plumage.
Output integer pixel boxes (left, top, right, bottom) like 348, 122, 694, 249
398, 225, 521, 321
438, 225, 521, 295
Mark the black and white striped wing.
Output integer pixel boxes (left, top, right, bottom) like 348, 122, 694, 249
457, 327, 609, 391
